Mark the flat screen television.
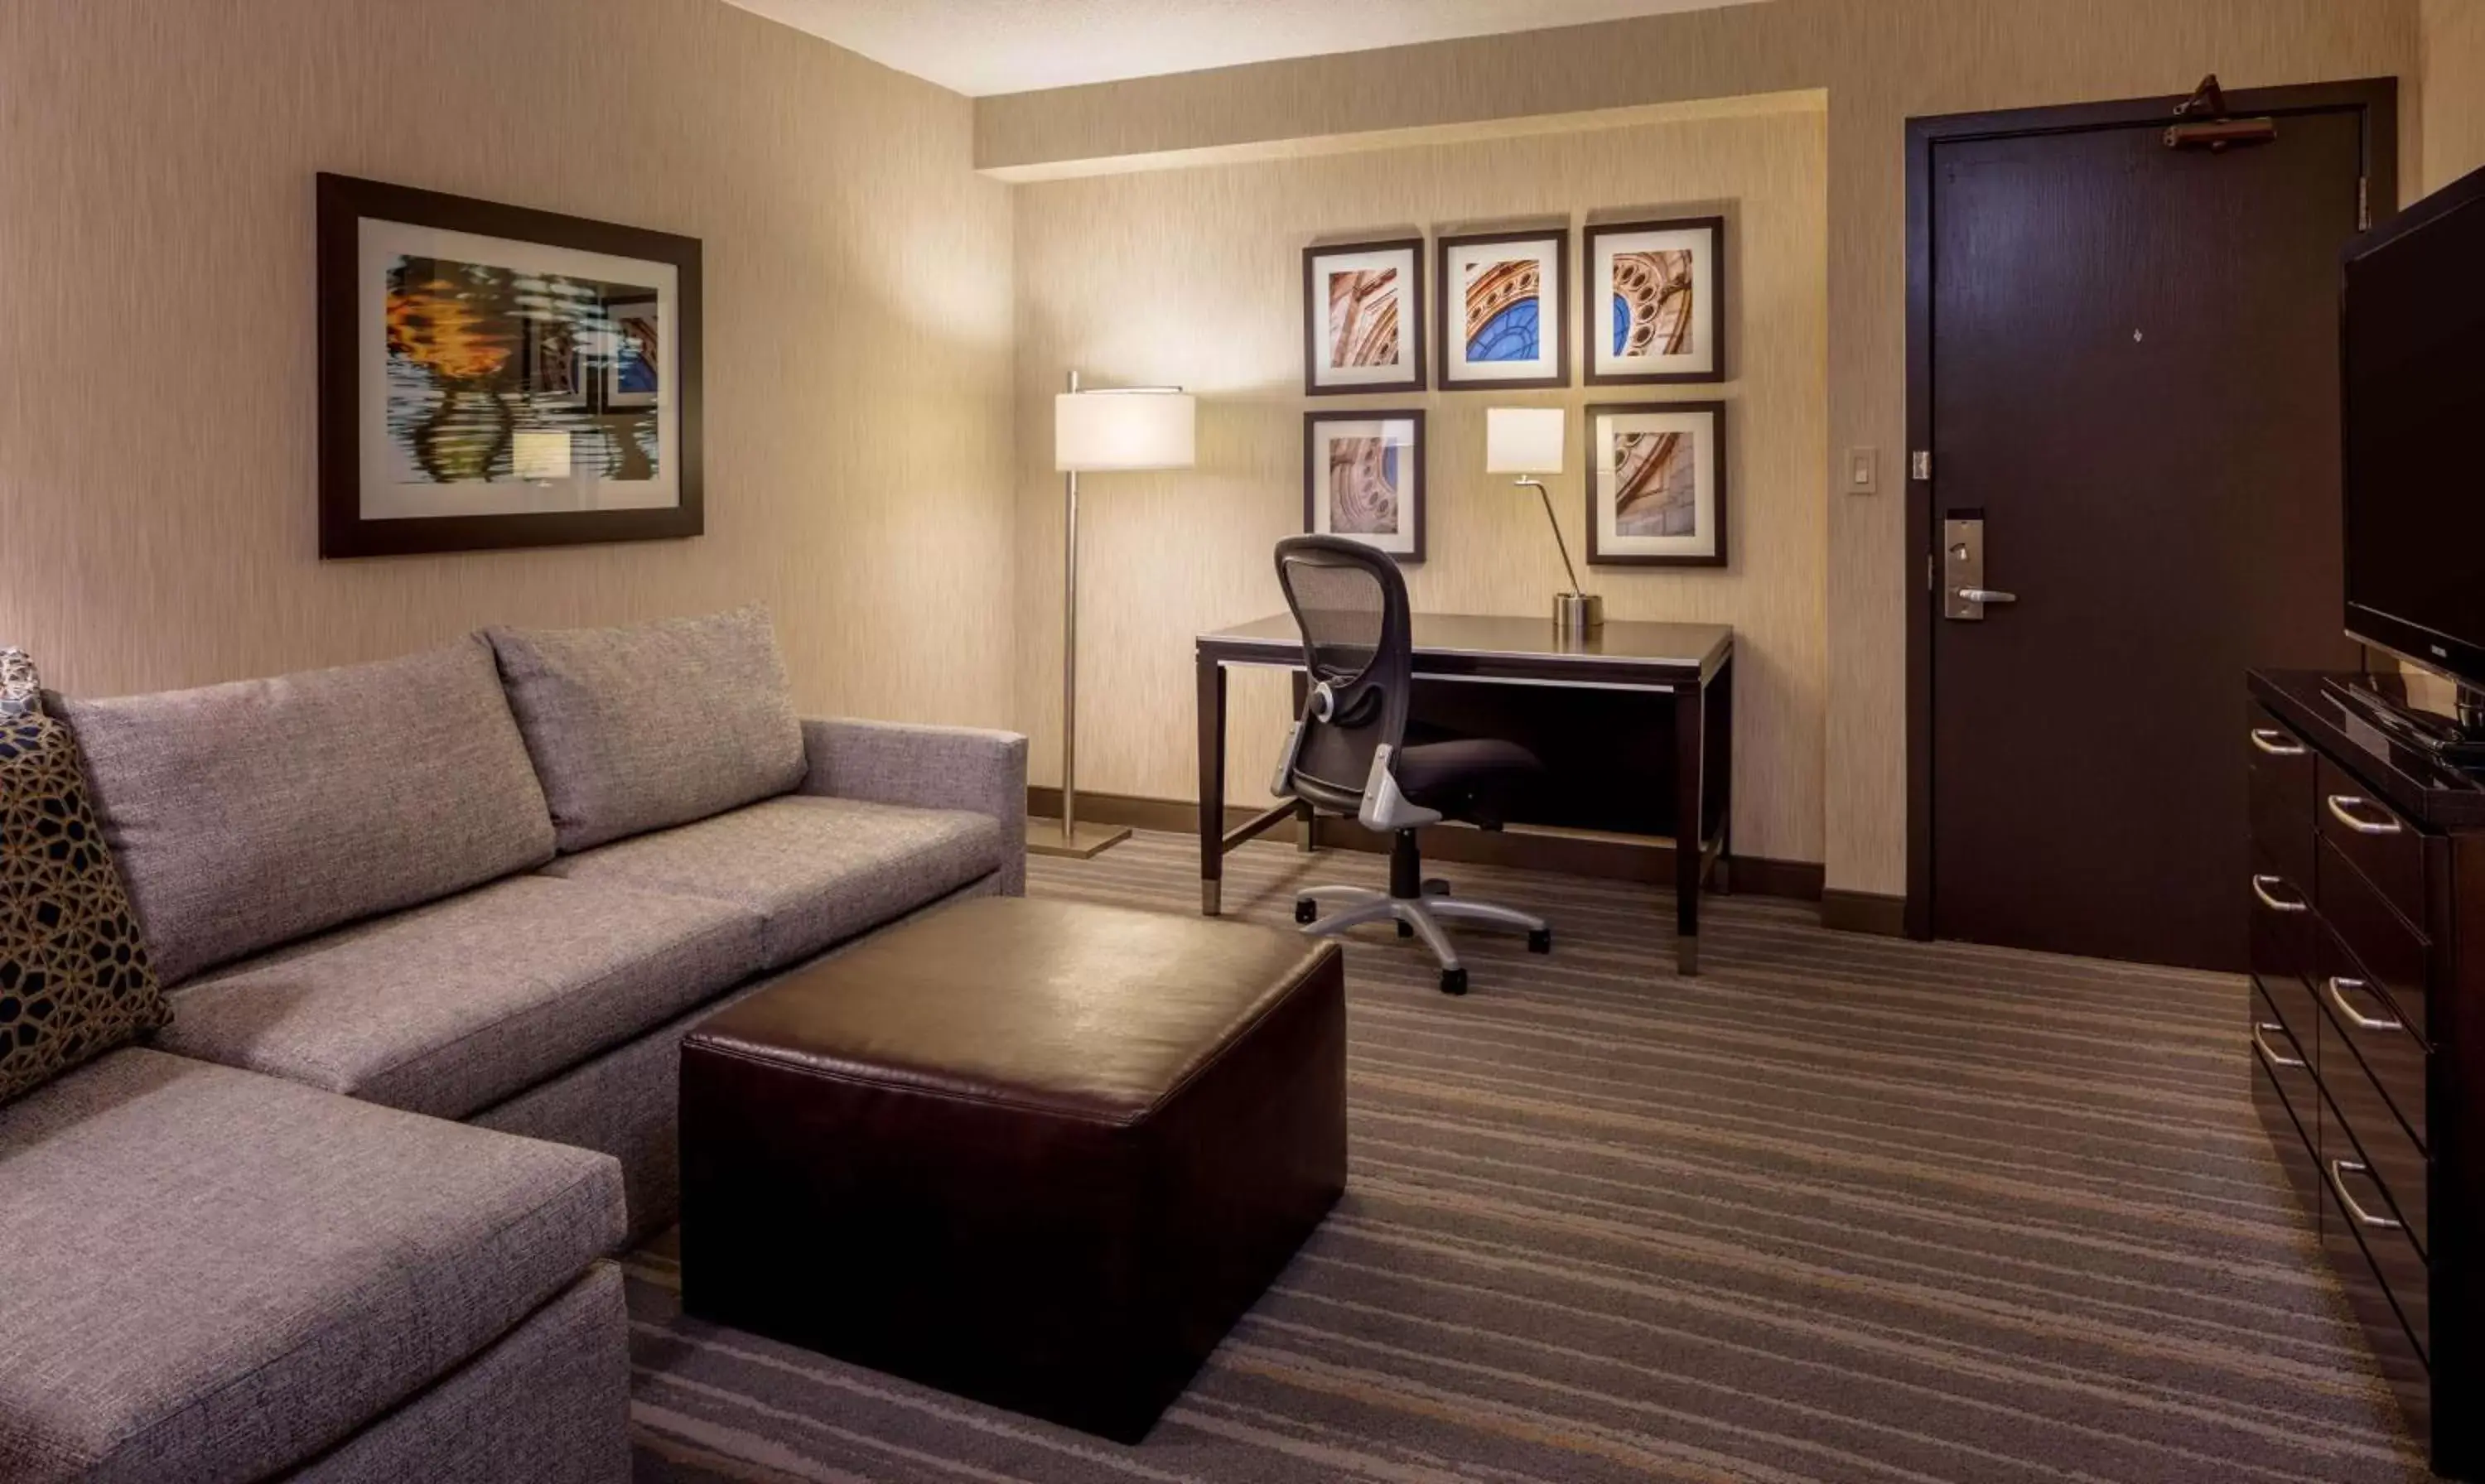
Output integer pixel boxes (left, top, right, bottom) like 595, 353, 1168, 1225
2343, 161, 2485, 703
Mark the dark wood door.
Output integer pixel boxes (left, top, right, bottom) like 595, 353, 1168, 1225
1915, 86, 2391, 970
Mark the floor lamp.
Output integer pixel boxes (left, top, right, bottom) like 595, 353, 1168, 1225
1032, 372, 1197, 859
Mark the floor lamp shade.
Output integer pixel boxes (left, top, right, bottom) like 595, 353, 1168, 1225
1485, 407, 1566, 475
1055, 390, 1197, 472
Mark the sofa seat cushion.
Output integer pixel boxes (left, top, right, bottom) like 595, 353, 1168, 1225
152, 875, 762, 1120
485, 607, 807, 854
542, 795, 1002, 968
0, 1048, 625, 1484
50, 638, 557, 986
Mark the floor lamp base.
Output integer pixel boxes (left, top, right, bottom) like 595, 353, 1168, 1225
1025, 818, 1132, 859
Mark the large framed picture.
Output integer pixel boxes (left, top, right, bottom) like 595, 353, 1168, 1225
1586, 402, 1727, 567
1583, 216, 1724, 385
1437, 227, 1568, 390
316, 173, 702, 558
1304, 410, 1426, 561
1302, 238, 1426, 396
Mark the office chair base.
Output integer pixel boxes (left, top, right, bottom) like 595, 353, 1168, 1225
1294, 884, 1548, 992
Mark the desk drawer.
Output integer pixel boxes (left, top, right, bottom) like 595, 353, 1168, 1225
2316, 835, 2430, 1043
2316, 755, 2425, 928
2321, 1079, 2432, 1366
2314, 921, 2427, 1148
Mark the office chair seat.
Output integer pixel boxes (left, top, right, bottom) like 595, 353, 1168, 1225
1393, 738, 1542, 824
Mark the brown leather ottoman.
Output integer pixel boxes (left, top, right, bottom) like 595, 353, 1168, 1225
678, 895, 1347, 1443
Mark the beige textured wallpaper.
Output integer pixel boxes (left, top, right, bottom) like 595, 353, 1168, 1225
0, 0, 1016, 726
1014, 108, 1829, 865
982, 0, 2424, 895
2424, 0, 2485, 190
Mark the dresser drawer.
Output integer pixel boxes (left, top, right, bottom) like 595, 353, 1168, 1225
2321, 1078, 2433, 1366
2306, 1133, 2425, 1391
2316, 834, 2430, 1042
2251, 997, 2321, 1222
2316, 755, 2425, 928
2248, 854, 2315, 989
2248, 711, 2317, 887
2250, 981, 2318, 1138
2319, 1019, 2429, 1257
2314, 920, 2428, 1147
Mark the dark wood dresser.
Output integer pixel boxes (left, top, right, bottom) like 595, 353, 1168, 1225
2249, 669, 2485, 1474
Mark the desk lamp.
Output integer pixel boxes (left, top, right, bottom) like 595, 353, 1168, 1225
1487, 407, 1601, 636
1042, 372, 1197, 857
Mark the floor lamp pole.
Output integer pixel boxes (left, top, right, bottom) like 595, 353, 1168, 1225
1061, 368, 1081, 846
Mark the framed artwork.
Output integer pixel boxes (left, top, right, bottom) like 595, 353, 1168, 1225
1304, 410, 1426, 561
1583, 216, 1724, 385
1302, 238, 1426, 395
1437, 228, 1568, 390
316, 172, 702, 558
1586, 402, 1727, 566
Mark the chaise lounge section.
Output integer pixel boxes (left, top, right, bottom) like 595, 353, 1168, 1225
0, 608, 1027, 1481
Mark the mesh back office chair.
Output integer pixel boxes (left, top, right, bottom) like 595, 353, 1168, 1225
1270, 536, 1551, 995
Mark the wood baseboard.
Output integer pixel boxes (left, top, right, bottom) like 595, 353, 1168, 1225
1026, 787, 1826, 903
1820, 889, 1908, 937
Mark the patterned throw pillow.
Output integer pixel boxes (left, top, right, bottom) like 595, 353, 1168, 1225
0, 648, 167, 1104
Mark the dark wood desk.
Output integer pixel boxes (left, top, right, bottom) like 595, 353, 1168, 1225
1195, 612, 1735, 974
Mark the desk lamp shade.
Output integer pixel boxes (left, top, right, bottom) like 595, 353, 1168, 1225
1485, 407, 1566, 475
1055, 390, 1197, 472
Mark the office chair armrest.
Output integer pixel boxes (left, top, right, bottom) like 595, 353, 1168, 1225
1358, 744, 1441, 833
798, 718, 1030, 895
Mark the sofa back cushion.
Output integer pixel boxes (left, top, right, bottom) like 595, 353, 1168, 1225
485, 606, 806, 854
50, 638, 556, 985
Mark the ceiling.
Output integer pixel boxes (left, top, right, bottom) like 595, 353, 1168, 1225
729, 0, 1771, 98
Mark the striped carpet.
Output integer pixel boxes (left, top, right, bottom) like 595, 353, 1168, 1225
625, 831, 2426, 1483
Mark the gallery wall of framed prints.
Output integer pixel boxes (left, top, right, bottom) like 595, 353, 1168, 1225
1297, 213, 1729, 570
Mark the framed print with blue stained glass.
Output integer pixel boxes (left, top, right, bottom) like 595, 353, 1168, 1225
1304, 410, 1426, 563
316, 173, 702, 557
1437, 228, 1568, 391
1583, 216, 1724, 386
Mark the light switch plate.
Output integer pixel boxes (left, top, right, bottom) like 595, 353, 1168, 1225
1846, 446, 1878, 495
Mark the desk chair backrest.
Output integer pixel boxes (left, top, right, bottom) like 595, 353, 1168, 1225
1271, 536, 1420, 823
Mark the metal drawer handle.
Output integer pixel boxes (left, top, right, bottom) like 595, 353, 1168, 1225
2323, 976, 2405, 1034
2326, 1158, 2405, 1231
2326, 794, 2404, 836
2251, 727, 2308, 757
2251, 1022, 2306, 1070
2251, 875, 2308, 913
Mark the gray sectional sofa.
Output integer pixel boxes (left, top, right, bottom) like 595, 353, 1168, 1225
0, 609, 1028, 1482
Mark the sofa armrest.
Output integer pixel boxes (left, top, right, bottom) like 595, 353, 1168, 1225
799, 719, 1029, 895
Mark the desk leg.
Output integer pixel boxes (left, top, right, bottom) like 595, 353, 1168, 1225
1673, 679, 1705, 976
1712, 655, 1735, 896
1198, 655, 1227, 916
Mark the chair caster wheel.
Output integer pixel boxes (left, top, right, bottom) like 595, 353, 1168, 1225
1528, 928, 1553, 955
1439, 967, 1469, 995
1422, 878, 1452, 898
1397, 920, 1414, 938
1294, 899, 1317, 925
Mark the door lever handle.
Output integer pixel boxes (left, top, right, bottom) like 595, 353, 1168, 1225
1955, 587, 2017, 605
